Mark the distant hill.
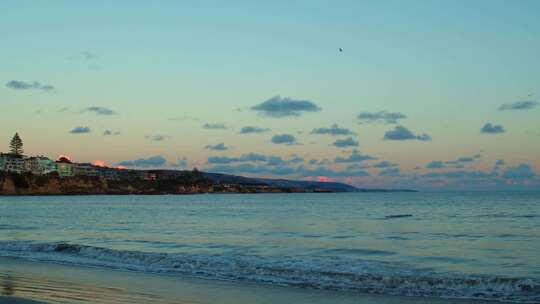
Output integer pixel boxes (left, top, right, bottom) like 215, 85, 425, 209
203, 172, 417, 193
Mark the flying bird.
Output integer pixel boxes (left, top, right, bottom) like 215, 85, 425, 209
339, 48, 343, 52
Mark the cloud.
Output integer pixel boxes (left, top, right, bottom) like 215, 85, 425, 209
207, 153, 268, 165
251, 96, 321, 118
116, 155, 167, 168
425, 155, 480, 169
357, 111, 407, 124
332, 137, 359, 148
502, 164, 536, 179
335, 149, 376, 163
207, 153, 303, 167
69, 126, 91, 134
203, 123, 227, 130
103, 130, 120, 136
83, 106, 116, 115
379, 167, 401, 177
373, 161, 398, 168
384, 126, 431, 141
498, 101, 538, 111
422, 170, 496, 179
207, 163, 296, 176
146, 135, 169, 141
205, 143, 228, 151
426, 161, 445, 169
239, 126, 271, 134
481, 123, 505, 134
170, 158, 188, 169
6, 80, 55, 92
298, 166, 369, 177
272, 134, 298, 145
308, 159, 331, 165
311, 124, 355, 136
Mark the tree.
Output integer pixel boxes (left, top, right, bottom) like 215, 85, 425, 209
9, 133, 23, 155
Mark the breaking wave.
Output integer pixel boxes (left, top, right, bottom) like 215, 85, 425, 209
0, 241, 538, 303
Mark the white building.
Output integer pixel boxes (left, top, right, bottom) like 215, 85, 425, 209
0, 153, 25, 173
73, 163, 99, 177
56, 157, 74, 177
24, 156, 57, 175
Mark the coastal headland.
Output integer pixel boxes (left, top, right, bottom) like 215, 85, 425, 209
0, 170, 415, 195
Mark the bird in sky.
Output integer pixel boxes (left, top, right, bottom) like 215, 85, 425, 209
339, 48, 343, 52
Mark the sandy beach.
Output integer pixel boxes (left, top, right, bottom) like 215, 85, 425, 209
0, 257, 502, 304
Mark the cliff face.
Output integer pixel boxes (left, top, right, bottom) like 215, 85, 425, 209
0, 171, 362, 196
0, 172, 214, 195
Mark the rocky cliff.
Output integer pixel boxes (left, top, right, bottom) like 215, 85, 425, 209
0, 172, 214, 195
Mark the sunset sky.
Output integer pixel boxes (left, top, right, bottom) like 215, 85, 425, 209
1, 0, 539, 190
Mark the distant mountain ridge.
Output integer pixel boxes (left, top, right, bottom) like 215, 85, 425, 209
203, 172, 417, 193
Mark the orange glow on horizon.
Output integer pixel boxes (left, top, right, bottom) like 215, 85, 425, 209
57, 154, 72, 162
316, 176, 335, 183
92, 160, 106, 167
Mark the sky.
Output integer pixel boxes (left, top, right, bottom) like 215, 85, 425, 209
1, 0, 539, 190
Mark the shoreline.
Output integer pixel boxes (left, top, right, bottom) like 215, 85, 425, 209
0, 189, 417, 196
0, 257, 500, 304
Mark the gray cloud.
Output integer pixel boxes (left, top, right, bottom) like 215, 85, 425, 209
207, 163, 296, 176
332, 137, 359, 148
498, 101, 538, 111
251, 96, 321, 118
422, 170, 496, 179
116, 155, 167, 168
425, 154, 480, 169
69, 126, 91, 134
357, 111, 407, 124
170, 158, 188, 169
384, 126, 431, 141
379, 167, 401, 177
335, 150, 376, 163
83, 106, 116, 115
239, 126, 271, 134
103, 130, 120, 136
272, 134, 298, 145
502, 164, 536, 179
207, 153, 303, 167
298, 166, 369, 177
146, 135, 169, 141
308, 159, 331, 165
481, 123, 505, 134
373, 161, 398, 168
208, 153, 267, 164
205, 143, 228, 151
426, 161, 446, 169
203, 123, 227, 130
311, 124, 355, 136
6, 80, 55, 92
491, 159, 506, 173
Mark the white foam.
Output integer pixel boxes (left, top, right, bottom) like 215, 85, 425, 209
0, 241, 538, 303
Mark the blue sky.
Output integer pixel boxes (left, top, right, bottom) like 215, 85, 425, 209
1, 1, 539, 190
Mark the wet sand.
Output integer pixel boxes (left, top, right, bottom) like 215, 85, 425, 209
0, 257, 501, 304
0, 296, 45, 304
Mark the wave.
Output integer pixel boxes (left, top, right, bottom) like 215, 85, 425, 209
0, 241, 538, 303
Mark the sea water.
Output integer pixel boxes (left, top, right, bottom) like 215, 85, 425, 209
0, 192, 539, 302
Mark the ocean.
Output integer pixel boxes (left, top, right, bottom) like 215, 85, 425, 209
0, 192, 539, 303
